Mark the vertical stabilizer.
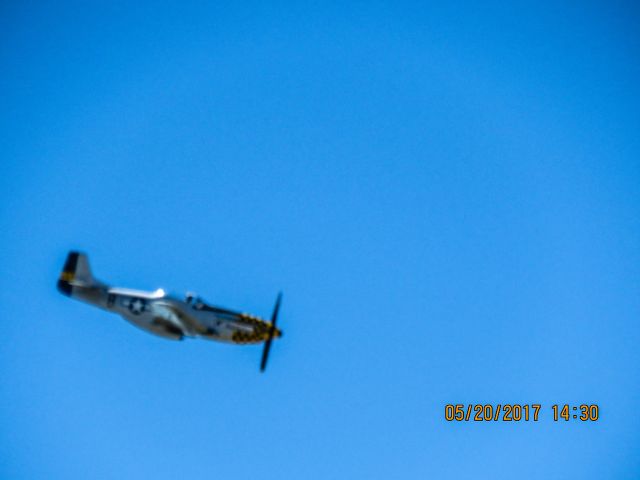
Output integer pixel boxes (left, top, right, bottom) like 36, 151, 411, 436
57, 251, 96, 296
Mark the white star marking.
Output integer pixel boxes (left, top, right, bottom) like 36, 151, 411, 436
130, 298, 145, 314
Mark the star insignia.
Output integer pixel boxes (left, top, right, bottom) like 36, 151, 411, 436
128, 298, 146, 315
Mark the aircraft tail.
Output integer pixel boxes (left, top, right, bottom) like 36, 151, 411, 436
57, 251, 97, 296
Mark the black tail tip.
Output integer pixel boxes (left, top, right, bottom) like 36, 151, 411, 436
62, 251, 80, 274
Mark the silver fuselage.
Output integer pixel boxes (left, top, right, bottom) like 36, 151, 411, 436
57, 253, 280, 344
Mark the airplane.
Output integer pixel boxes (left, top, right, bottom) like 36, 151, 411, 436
57, 251, 283, 372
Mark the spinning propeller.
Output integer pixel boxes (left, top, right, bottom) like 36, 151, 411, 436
260, 292, 282, 372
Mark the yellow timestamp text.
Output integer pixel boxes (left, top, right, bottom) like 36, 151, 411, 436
444, 404, 600, 422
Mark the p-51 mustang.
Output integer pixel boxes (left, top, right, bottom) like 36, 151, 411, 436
57, 251, 283, 372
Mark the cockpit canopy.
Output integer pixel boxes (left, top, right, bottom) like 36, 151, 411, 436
185, 292, 205, 309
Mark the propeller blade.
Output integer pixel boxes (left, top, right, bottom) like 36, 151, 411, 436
260, 337, 273, 372
260, 292, 282, 372
271, 292, 282, 325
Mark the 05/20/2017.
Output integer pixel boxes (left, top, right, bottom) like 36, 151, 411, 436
445, 404, 541, 422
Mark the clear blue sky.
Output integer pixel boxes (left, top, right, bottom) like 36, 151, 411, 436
1, 2, 639, 478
